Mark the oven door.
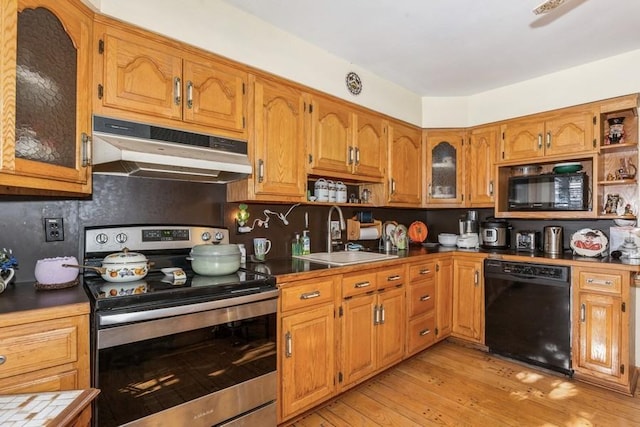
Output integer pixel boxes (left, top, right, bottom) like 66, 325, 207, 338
93, 294, 277, 427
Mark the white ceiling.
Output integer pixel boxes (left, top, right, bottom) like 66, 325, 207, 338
220, 0, 640, 96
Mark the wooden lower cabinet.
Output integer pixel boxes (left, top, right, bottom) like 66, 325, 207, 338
278, 276, 338, 422
572, 266, 637, 395
0, 306, 90, 395
451, 255, 485, 343
435, 256, 453, 340
406, 260, 436, 356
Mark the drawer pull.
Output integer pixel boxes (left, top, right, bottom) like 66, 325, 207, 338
420, 295, 431, 302
300, 291, 320, 300
0, 355, 5, 365
387, 275, 401, 282
586, 278, 613, 286
355, 281, 371, 289
419, 328, 431, 336
419, 269, 431, 275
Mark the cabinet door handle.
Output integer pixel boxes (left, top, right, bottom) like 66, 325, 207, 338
586, 278, 613, 286
300, 291, 320, 300
390, 178, 396, 194
419, 328, 431, 336
174, 77, 181, 106
348, 146, 354, 165
257, 159, 264, 183
0, 355, 5, 365
420, 294, 431, 302
537, 133, 543, 149
580, 303, 586, 322
355, 281, 371, 289
355, 147, 360, 165
386, 275, 401, 282
546, 131, 551, 148
489, 180, 494, 196
81, 132, 91, 167
379, 304, 385, 324
428, 183, 432, 197
186, 80, 194, 109
474, 270, 479, 286
285, 332, 292, 358
419, 269, 431, 275
373, 304, 379, 325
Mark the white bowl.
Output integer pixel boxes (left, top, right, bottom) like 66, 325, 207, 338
438, 233, 458, 246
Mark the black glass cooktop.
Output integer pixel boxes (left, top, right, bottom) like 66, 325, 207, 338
84, 268, 276, 311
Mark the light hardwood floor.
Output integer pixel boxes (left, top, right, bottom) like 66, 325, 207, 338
287, 341, 640, 426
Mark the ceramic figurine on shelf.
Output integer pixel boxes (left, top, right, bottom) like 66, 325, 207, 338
617, 157, 636, 180
606, 117, 625, 144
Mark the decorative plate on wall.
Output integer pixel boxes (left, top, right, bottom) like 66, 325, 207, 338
345, 72, 362, 95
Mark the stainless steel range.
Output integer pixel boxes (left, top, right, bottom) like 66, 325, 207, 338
82, 225, 278, 427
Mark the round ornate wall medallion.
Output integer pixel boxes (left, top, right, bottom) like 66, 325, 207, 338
345, 72, 362, 95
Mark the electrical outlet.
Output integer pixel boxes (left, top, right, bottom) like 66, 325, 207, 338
330, 220, 341, 239
44, 217, 64, 242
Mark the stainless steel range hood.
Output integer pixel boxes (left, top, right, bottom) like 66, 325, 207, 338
91, 116, 252, 183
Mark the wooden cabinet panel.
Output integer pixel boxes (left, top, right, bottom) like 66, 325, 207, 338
342, 270, 377, 298
308, 95, 352, 176
425, 130, 466, 206
577, 270, 622, 294
377, 286, 405, 369
407, 281, 435, 318
467, 125, 498, 207
353, 110, 386, 180
576, 292, 622, 379
280, 277, 335, 312
500, 119, 545, 162
544, 110, 595, 157
281, 304, 336, 419
1, 0, 93, 195
452, 257, 483, 343
252, 77, 306, 198
388, 121, 422, 206
407, 312, 436, 355
341, 293, 376, 387
435, 257, 453, 340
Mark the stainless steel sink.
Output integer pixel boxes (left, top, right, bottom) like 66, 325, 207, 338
293, 251, 398, 266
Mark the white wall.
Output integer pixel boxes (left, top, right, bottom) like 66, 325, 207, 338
85, 0, 640, 364
83, 0, 422, 126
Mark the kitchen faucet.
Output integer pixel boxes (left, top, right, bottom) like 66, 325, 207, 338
327, 205, 345, 253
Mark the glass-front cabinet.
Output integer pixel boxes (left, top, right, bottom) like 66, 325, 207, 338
0, 0, 92, 195
425, 130, 465, 206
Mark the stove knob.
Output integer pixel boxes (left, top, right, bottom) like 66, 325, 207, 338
214, 231, 225, 242
95, 233, 109, 245
201, 232, 212, 242
115, 233, 128, 244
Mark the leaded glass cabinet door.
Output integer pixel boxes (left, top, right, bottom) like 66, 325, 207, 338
425, 131, 465, 206
0, 0, 92, 195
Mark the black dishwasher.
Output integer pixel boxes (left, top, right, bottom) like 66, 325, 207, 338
484, 259, 573, 376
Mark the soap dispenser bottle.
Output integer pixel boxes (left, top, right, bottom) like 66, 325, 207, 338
301, 230, 311, 255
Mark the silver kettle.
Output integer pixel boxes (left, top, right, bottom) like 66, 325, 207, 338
543, 226, 563, 255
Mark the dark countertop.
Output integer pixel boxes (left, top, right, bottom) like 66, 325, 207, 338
0, 281, 89, 317
247, 245, 640, 283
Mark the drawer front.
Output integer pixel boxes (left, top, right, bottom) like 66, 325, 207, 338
0, 317, 79, 380
578, 271, 622, 294
342, 271, 378, 298
376, 266, 406, 291
280, 277, 335, 312
407, 281, 435, 317
407, 312, 436, 356
409, 262, 435, 282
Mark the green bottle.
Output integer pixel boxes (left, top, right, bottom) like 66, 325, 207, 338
291, 233, 302, 256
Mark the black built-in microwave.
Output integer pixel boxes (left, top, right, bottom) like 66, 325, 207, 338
508, 172, 589, 211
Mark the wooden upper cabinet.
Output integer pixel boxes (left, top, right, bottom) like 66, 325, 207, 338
424, 130, 466, 206
0, 0, 93, 196
94, 19, 247, 139
387, 121, 422, 206
307, 95, 353, 176
251, 77, 306, 199
353, 110, 386, 181
467, 125, 498, 207
500, 107, 596, 162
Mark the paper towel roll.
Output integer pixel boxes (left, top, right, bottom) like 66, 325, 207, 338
359, 227, 381, 240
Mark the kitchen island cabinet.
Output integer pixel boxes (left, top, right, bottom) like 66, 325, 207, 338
0, 0, 93, 196
572, 266, 637, 395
